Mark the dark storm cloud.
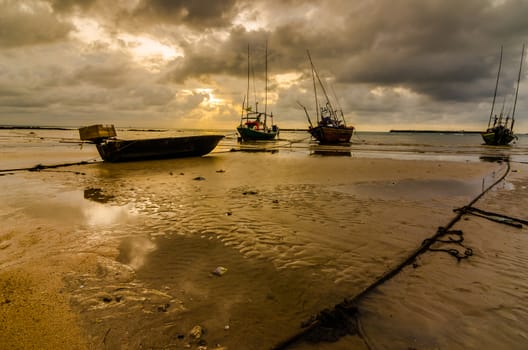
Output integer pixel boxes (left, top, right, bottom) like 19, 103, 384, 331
162, 26, 271, 83
326, 0, 528, 102
0, 1, 73, 48
47, 0, 98, 13
129, 0, 239, 29
71, 63, 133, 89
159, 0, 528, 104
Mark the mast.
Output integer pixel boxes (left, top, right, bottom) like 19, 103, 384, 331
298, 101, 313, 127
307, 50, 335, 120
510, 43, 525, 132
307, 50, 319, 122
488, 46, 503, 129
331, 84, 347, 126
264, 40, 268, 127
240, 95, 246, 120
246, 44, 250, 123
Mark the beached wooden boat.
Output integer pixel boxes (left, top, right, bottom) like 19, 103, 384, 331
237, 43, 279, 141
79, 125, 224, 162
237, 123, 278, 141
300, 50, 354, 144
481, 126, 515, 146
308, 125, 354, 144
481, 45, 524, 146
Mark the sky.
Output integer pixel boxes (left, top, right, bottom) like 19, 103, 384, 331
1, 0, 527, 132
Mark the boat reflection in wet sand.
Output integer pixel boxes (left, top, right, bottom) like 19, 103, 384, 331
310, 145, 351, 157
79, 124, 224, 162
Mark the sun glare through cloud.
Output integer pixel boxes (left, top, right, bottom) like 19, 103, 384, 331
70, 17, 181, 72
117, 34, 181, 70
194, 88, 225, 108
274, 72, 302, 89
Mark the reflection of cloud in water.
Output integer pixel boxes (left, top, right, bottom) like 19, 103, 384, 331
82, 203, 133, 227
117, 237, 157, 270
23, 189, 134, 227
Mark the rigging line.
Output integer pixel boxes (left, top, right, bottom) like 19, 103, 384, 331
265, 40, 268, 118
510, 43, 525, 131
307, 50, 336, 119
271, 160, 511, 350
240, 95, 246, 120
252, 57, 257, 112
330, 84, 347, 126
488, 46, 503, 129
307, 50, 319, 122
246, 44, 250, 119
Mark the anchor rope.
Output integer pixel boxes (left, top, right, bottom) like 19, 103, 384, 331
455, 206, 528, 228
271, 160, 512, 350
0, 159, 101, 173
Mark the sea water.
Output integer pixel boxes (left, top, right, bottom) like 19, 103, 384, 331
1, 127, 528, 169
1, 127, 528, 349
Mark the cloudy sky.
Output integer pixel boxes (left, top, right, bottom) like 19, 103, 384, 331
1, 0, 527, 131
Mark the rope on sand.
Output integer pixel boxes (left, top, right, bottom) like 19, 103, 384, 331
454, 206, 528, 228
0, 159, 101, 173
271, 160, 512, 350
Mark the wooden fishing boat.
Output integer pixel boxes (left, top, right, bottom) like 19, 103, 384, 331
300, 50, 354, 144
308, 124, 355, 144
481, 126, 515, 146
481, 45, 524, 146
237, 43, 279, 141
237, 121, 279, 141
79, 124, 224, 162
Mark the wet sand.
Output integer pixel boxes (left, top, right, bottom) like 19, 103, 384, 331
1, 149, 527, 349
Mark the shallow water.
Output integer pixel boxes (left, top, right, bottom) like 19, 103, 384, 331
1, 128, 528, 349
2, 128, 528, 169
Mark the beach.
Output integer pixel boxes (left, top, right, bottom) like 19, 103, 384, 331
1, 129, 528, 349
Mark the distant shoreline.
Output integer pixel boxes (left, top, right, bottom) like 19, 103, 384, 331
0, 125, 74, 130
390, 129, 482, 134
1, 126, 516, 135
0, 125, 169, 132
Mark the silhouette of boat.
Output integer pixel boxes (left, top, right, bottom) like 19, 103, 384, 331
299, 50, 355, 144
481, 45, 524, 146
237, 43, 279, 141
79, 124, 224, 162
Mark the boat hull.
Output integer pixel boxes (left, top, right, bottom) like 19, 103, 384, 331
309, 126, 355, 144
95, 135, 224, 162
481, 129, 515, 146
237, 126, 278, 141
